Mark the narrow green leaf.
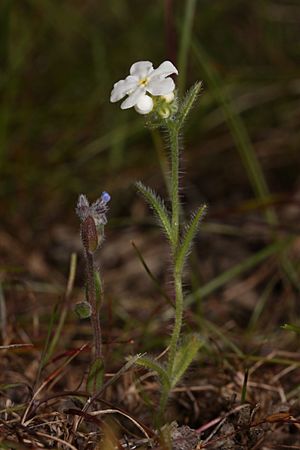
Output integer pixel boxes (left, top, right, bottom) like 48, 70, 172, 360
0, 281, 7, 341
44, 253, 77, 365
192, 41, 277, 226
87, 357, 104, 394
131, 241, 174, 307
94, 271, 103, 308
176, 205, 207, 274
84, 354, 144, 413
178, 0, 197, 96
136, 181, 172, 242
136, 356, 171, 390
35, 303, 59, 388
0, 383, 27, 391
186, 238, 292, 305
202, 319, 244, 357
241, 369, 249, 403
171, 335, 203, 387
176, 81, 202, 130
282, 323, 300, 334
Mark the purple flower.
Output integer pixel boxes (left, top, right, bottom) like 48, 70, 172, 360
76, 192, 110, 226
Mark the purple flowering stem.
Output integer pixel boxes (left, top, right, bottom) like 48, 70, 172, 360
86, 250, 102, 360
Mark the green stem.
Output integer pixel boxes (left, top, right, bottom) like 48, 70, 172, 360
168, 270, 184, 375
169, 123, 180, 248
167, 122, 184, 377
157, 387, 170, 426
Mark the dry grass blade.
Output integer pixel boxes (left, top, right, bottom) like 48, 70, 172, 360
67, 408, 124, 450
21, 343, 88, 425
90, 409, 152, 442
0, 344, 34, 350
33, 430, 78, 450
71, 354, 144, 435
44, 253, 77, 364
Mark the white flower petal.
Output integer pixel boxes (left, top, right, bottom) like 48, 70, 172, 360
130, 61, 153, 78
147, 77, 175, 96
150, 60, 178, 79
110, 76, 138, 102
134, 94, 153, 115
120, 85, 146, 109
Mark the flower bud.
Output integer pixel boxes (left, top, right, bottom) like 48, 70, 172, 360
162, 92, 175, 103
75, 301, 92, 319
81, 216, 98, 254
134, 94, 154, 115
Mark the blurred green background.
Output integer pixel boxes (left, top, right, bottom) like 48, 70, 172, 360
0, 0, 299, 260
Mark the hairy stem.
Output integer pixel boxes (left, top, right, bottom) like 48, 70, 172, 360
167, 122, 184, 376
157, 386, 170, 426
86, 251, 102, 360
168, 269, 183, 375
169, 123, 180, 248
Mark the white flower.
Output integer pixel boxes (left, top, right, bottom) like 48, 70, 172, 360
110, 60, 178, 113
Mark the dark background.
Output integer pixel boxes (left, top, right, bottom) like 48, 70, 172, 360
0, 0, 299, 310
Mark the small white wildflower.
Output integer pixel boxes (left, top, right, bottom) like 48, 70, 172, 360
110, 60, 178, 114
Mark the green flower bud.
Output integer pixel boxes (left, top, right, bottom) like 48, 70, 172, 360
75, 301, 91, 319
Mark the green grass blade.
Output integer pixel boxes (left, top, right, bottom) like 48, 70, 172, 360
44, 253, 77, 364
34, 304, 59, 390
0, 282, 7, 341
187, 238, 291, 304
280, 250, 300, 292
177, 0, 197, 96
203, 319, 244, 357
282, 323, 300, 335
176, 205, 207, 274
136, 181, 172, 242
131, 240, 174, 307
84, 353, 145, 412
192, 41, 299, 291
192, 41, 277, 226
241, 369, 249, 403
247, 275, 277, 331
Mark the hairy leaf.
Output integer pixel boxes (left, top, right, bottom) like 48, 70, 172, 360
176, 81, 202, 130
171, 335, 203, 387
137, 356, 171, 390
176, 205, 207, 274
136, 181, 172, 242
87, 357, 104, 394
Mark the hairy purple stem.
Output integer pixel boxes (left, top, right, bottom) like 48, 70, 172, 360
85, 250, 102, 360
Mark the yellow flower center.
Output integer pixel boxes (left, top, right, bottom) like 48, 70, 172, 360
139, 77, 149, 87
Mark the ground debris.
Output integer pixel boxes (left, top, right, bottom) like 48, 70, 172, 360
170, 423, 201, 450
202, 404, 266, 450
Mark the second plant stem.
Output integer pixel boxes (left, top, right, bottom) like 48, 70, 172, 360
86, 251, 102, 360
